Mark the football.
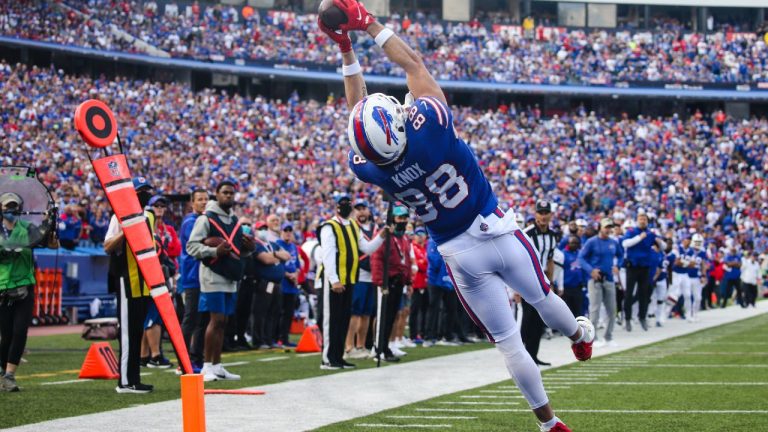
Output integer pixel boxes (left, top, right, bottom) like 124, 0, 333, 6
203, 237, 226, 248
318, 0, 348, 31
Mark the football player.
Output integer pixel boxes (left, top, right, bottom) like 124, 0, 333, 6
318, 2, 593, 431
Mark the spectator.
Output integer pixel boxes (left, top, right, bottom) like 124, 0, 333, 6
0, 192, 58, 392
57, 204, 82, 250
275, 222, 301, 347
103, 177, 155, 394
179, 189, 209, 372
317, 194, 385, 370
371, 204, 413, 361
186, 181, 255, 382
720, 244, 743, 308
88, 203, 110, 246
345, 199, 378, 360
740, 250, 760, 308
579, 218, 622, 347
249, 221, 290, 349
409, 227, 429, 344
560, 235, 587, 318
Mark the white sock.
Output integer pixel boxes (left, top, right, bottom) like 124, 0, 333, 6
541, 416, 560, 431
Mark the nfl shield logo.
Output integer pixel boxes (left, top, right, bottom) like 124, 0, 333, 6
108, 161, 120, 177
480, 223, 489, 232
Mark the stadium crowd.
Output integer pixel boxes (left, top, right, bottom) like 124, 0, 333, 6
1, 1, 767, 84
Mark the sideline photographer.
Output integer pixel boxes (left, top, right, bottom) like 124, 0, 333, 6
1, 192, 58, 392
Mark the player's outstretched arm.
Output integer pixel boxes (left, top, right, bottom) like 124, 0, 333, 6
317, 18, 368, 110
365, 21, 445, 104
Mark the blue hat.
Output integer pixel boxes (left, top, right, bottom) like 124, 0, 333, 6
281, 222, 294, 231
148, 195, 167, 207
392, 205, 409, 217
353, 199, 369, 208
414, 227, 427, 236
334, 194, 351, 204
132, 176, 153, 191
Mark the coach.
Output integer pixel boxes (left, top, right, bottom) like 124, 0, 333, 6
621, 212, 665, 331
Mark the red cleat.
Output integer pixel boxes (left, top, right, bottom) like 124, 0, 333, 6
571, 316, 595, 361
548, 421, 572, 432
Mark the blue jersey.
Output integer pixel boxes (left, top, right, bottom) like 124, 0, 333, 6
688, 250, 708, 278
673, 246, 695, 274
350, 96, 497, 244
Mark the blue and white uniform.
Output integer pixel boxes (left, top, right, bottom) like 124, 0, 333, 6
350, 96, 577, 410
687, 249, 708, 318
670, 246, 695, 319
651, 250, 671, 324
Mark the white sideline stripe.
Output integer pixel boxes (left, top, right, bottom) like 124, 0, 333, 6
258, 357, 289, 362
139, 372, 152, 376
386, 416, 477, 420
548, 381, 768, 386
436, 401, 520, 405
416, 409, 768, 414
460, 395, 527, 399
713, 341, 768, 345
544, 377, 598, 381
496, 385, 569, 390
551, 373, 613, 377
355, 424, 451, 429
602, 364, 768, 368
479, 389, 520, 393
296, 353, 321, 357
41, 379, 93, 386
680, 352, 768, 355
222, 361, 250, 367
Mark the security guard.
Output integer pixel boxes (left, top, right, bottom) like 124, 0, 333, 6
104, 177, 156, 394
317, 194, 385, 369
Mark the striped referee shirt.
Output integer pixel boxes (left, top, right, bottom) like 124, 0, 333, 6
523, 224, 560, 268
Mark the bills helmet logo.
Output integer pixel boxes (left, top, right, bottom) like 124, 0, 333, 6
372, 106, 400, 147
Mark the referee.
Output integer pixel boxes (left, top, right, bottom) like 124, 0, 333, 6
520, 199, 560, 366
317, 195, 385, 370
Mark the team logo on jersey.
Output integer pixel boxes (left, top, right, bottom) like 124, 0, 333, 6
372, 106, 399, 146
480, 223, 489, 232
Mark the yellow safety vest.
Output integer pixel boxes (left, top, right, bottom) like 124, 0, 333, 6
318, 218, 360, 286
125, 211, 156, 298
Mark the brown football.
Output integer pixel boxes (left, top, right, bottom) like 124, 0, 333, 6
203, 237, 226, 248
318, 0, 347, 31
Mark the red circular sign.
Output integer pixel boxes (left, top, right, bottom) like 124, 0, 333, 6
74, 99, 118, 148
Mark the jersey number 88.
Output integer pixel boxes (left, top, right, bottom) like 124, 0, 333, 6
395, 163, 468, 223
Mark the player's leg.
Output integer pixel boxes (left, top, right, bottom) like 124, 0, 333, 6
654, 281, 667, 326
690, 276, 702, 319
680, 277, 693, 321
442, 253, 556, 427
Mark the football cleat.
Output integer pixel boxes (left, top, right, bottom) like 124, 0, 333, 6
546, 421, 572, 432
571, 316, 595, 361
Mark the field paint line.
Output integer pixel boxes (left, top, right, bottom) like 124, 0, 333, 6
386, 416, 478, 420
543, 377, 598, 381
479, 389, 522, 393
41, 379, 93, 386
551, 381, 768, 386
258, 357, 290, 362
416, 408, 768, 414
604, 364, 768, 368
222, 361, 250, 367
436, 401, 520, 405
497, 385, 570, 390
680, 352, 768, 355
22, 369, 81, 379
296, 353, 321, 357
139, 372, 152, 376
550, 373, 614, 377
712, 341, 768, 345
461, 395, 527, 399
355, 424, 452, 428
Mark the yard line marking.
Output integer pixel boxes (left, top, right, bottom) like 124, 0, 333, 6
222, 361, 250, 367
590, 364, 768, 368
680, 352, 768, 355
416, 409, 768, 414
139, 372, 152, 376
41, 379, 93, 386
460, 395, 527, 399
712, 341, 768, 345
436, 401, 520, 405
480, 390, 522, 393
497, 385, 570, 390
545, 381, 768, 386
386, 416, 477, 420
258, 357, 289, 362
550, 373, 614, 377
543, 377, 598, 381
296, 353, 321, 357
355, 424, 452, 428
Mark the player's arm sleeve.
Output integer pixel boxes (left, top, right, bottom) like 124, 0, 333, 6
409, 97, 455, 139
359, 231, 384, 254
319, 225, 340, 285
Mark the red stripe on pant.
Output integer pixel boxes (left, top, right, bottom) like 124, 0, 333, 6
513, 230, 551, 296
446, 264, 495, 343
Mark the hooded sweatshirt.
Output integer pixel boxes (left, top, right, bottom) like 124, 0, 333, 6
186, 201, 240, 293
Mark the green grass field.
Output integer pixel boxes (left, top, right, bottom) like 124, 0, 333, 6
1, 333, 492, 428
319, 314, 768, 431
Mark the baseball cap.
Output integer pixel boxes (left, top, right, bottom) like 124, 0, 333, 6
0, 192, 23, 207
334, 194, 351, 204
132, 176, 153, 191
392, 205, 409, 217
148, 195, 168, 207
254, 221, 267, 230
612, 211, 626, 220
575, 218, 588, 227
535, 199, 552, 213
600, 218, 614, 229
353, 199, 369, 208
281, 222, 294, 231
414, 227, 427, 236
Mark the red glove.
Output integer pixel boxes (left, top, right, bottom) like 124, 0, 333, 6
334, 0, 374, 32
318, 17, 352, 53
